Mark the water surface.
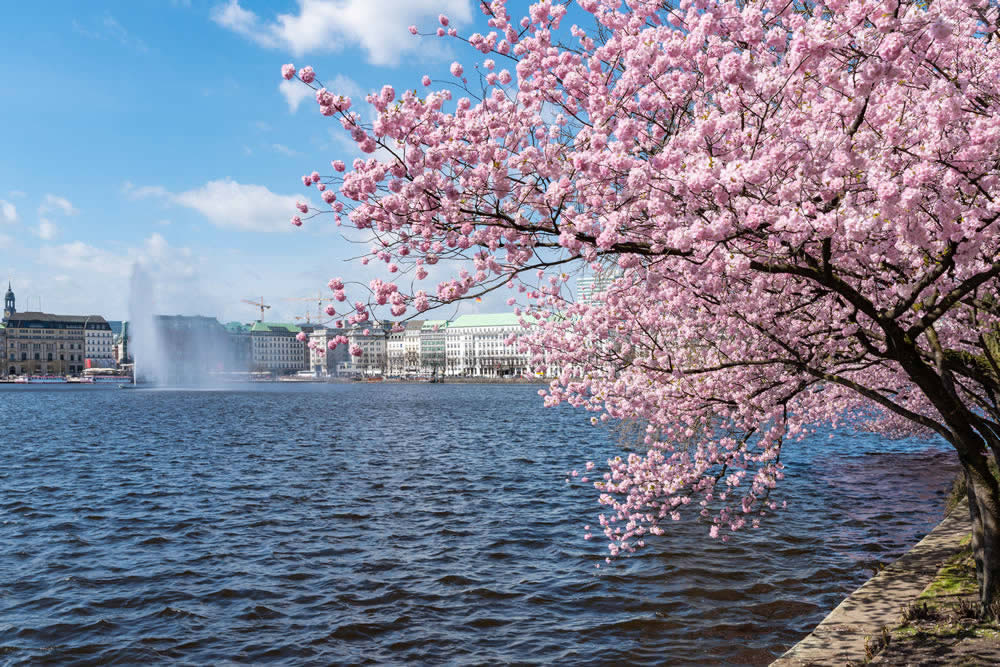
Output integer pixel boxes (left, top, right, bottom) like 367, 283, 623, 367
0, 383, 959, 664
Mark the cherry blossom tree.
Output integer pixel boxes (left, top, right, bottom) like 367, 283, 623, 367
284, 0, 1000, 606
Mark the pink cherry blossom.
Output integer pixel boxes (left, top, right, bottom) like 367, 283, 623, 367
299, 66, 315, 84
283, 0, 1000, 607
281, 64, 295, 80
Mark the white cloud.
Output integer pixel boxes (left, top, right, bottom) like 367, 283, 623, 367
173, 179, 307, 232
39, 240, 129, 277
122, 181, 170, 199
122, 179, 309, 232
37, 218, 58, 240
1, 200, 17, 223
211, 0, 473, 65
72, 14, 149, 53
272, 142, 300, 156
0, 233, 11, 248
39, 194, 78, 216
279, 78, 314, 113
40, 234, 197, 281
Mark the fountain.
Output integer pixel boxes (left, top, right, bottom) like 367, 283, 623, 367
127, 263, 248, 386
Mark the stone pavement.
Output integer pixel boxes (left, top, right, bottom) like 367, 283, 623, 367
771, 502, 971, 666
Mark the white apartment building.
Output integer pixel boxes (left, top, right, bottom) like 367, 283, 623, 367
444, 313, 531, 377
385, 325, 405, 377
308, 327, 350, 376
403, 320, 424, 375
84, 317, 115, 368
338, 322, 389, 377
250, 322, 307, 373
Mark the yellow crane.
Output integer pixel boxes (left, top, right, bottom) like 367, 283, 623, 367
284, 291, 336, 323
242, 297, 271, 322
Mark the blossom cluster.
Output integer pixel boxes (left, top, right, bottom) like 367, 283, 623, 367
281, 0, 1000, 561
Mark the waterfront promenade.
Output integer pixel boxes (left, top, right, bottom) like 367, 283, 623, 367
772, 502, 971, 665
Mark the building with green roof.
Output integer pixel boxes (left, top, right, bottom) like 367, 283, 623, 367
250, 322, 307, 374
445, 311, 530, 377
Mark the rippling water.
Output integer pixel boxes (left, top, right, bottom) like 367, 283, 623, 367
0, 383, 958, 664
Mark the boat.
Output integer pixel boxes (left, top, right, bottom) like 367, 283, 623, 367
92, 375, 133, 384
22, 376, 69, 384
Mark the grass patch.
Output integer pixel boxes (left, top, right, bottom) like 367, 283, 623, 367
917, 545, 978, 601
867, 536, 1000, 663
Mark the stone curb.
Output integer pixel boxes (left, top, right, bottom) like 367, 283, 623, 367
771, 500, 970, 666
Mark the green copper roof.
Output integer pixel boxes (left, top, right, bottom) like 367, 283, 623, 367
448, 312, 524, 328
224, 321, 252, 333
251, 322, 302, 334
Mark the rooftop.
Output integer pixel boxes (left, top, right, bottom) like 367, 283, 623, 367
250, 322, 302, 334
448, 312, 524, 328
5, 312, 110, 327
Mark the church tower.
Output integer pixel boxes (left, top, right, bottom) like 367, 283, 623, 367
3, 281, 14, 321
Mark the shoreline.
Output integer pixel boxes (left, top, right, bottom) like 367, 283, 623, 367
771, 500, 970, 665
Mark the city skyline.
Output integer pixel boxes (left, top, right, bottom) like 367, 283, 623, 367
1, 1, 499, 323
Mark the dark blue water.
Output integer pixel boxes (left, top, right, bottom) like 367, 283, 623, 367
0, 383, 958, 664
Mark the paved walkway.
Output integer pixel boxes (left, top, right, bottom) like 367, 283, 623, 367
771, 502, 970, 666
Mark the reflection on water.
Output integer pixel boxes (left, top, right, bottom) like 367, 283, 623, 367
0, 384, 958, 665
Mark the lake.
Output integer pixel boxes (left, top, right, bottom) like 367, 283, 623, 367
0, 383, 958, 664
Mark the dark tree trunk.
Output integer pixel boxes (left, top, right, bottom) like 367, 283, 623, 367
959, 447, 1000, 610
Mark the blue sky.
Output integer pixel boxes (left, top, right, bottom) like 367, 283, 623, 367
0, 0, 498, 323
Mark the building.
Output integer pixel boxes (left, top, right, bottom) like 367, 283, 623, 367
339, 321, 389, 377
385, 324, 406, 377
576, 269, 622, 307
420, 320, 447, 377
224, 321, 252, 370
84, 318, 115, 369
3, 281, 14, 321
308, 327, 350, 376
250, 322, 307, 374
444, 313, 530, 377
403, 320, 424, 375
4, 312, 93, 377
114, 321, 131, 365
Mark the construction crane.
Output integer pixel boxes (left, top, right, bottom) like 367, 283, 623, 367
242, 297, 271, 322
284, 291, 336, 323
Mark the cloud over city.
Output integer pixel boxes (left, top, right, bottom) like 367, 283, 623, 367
211, 0, 472, 64
124, 179, 308, 233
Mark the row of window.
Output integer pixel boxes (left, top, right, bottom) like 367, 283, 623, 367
9, 353, 81, 361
